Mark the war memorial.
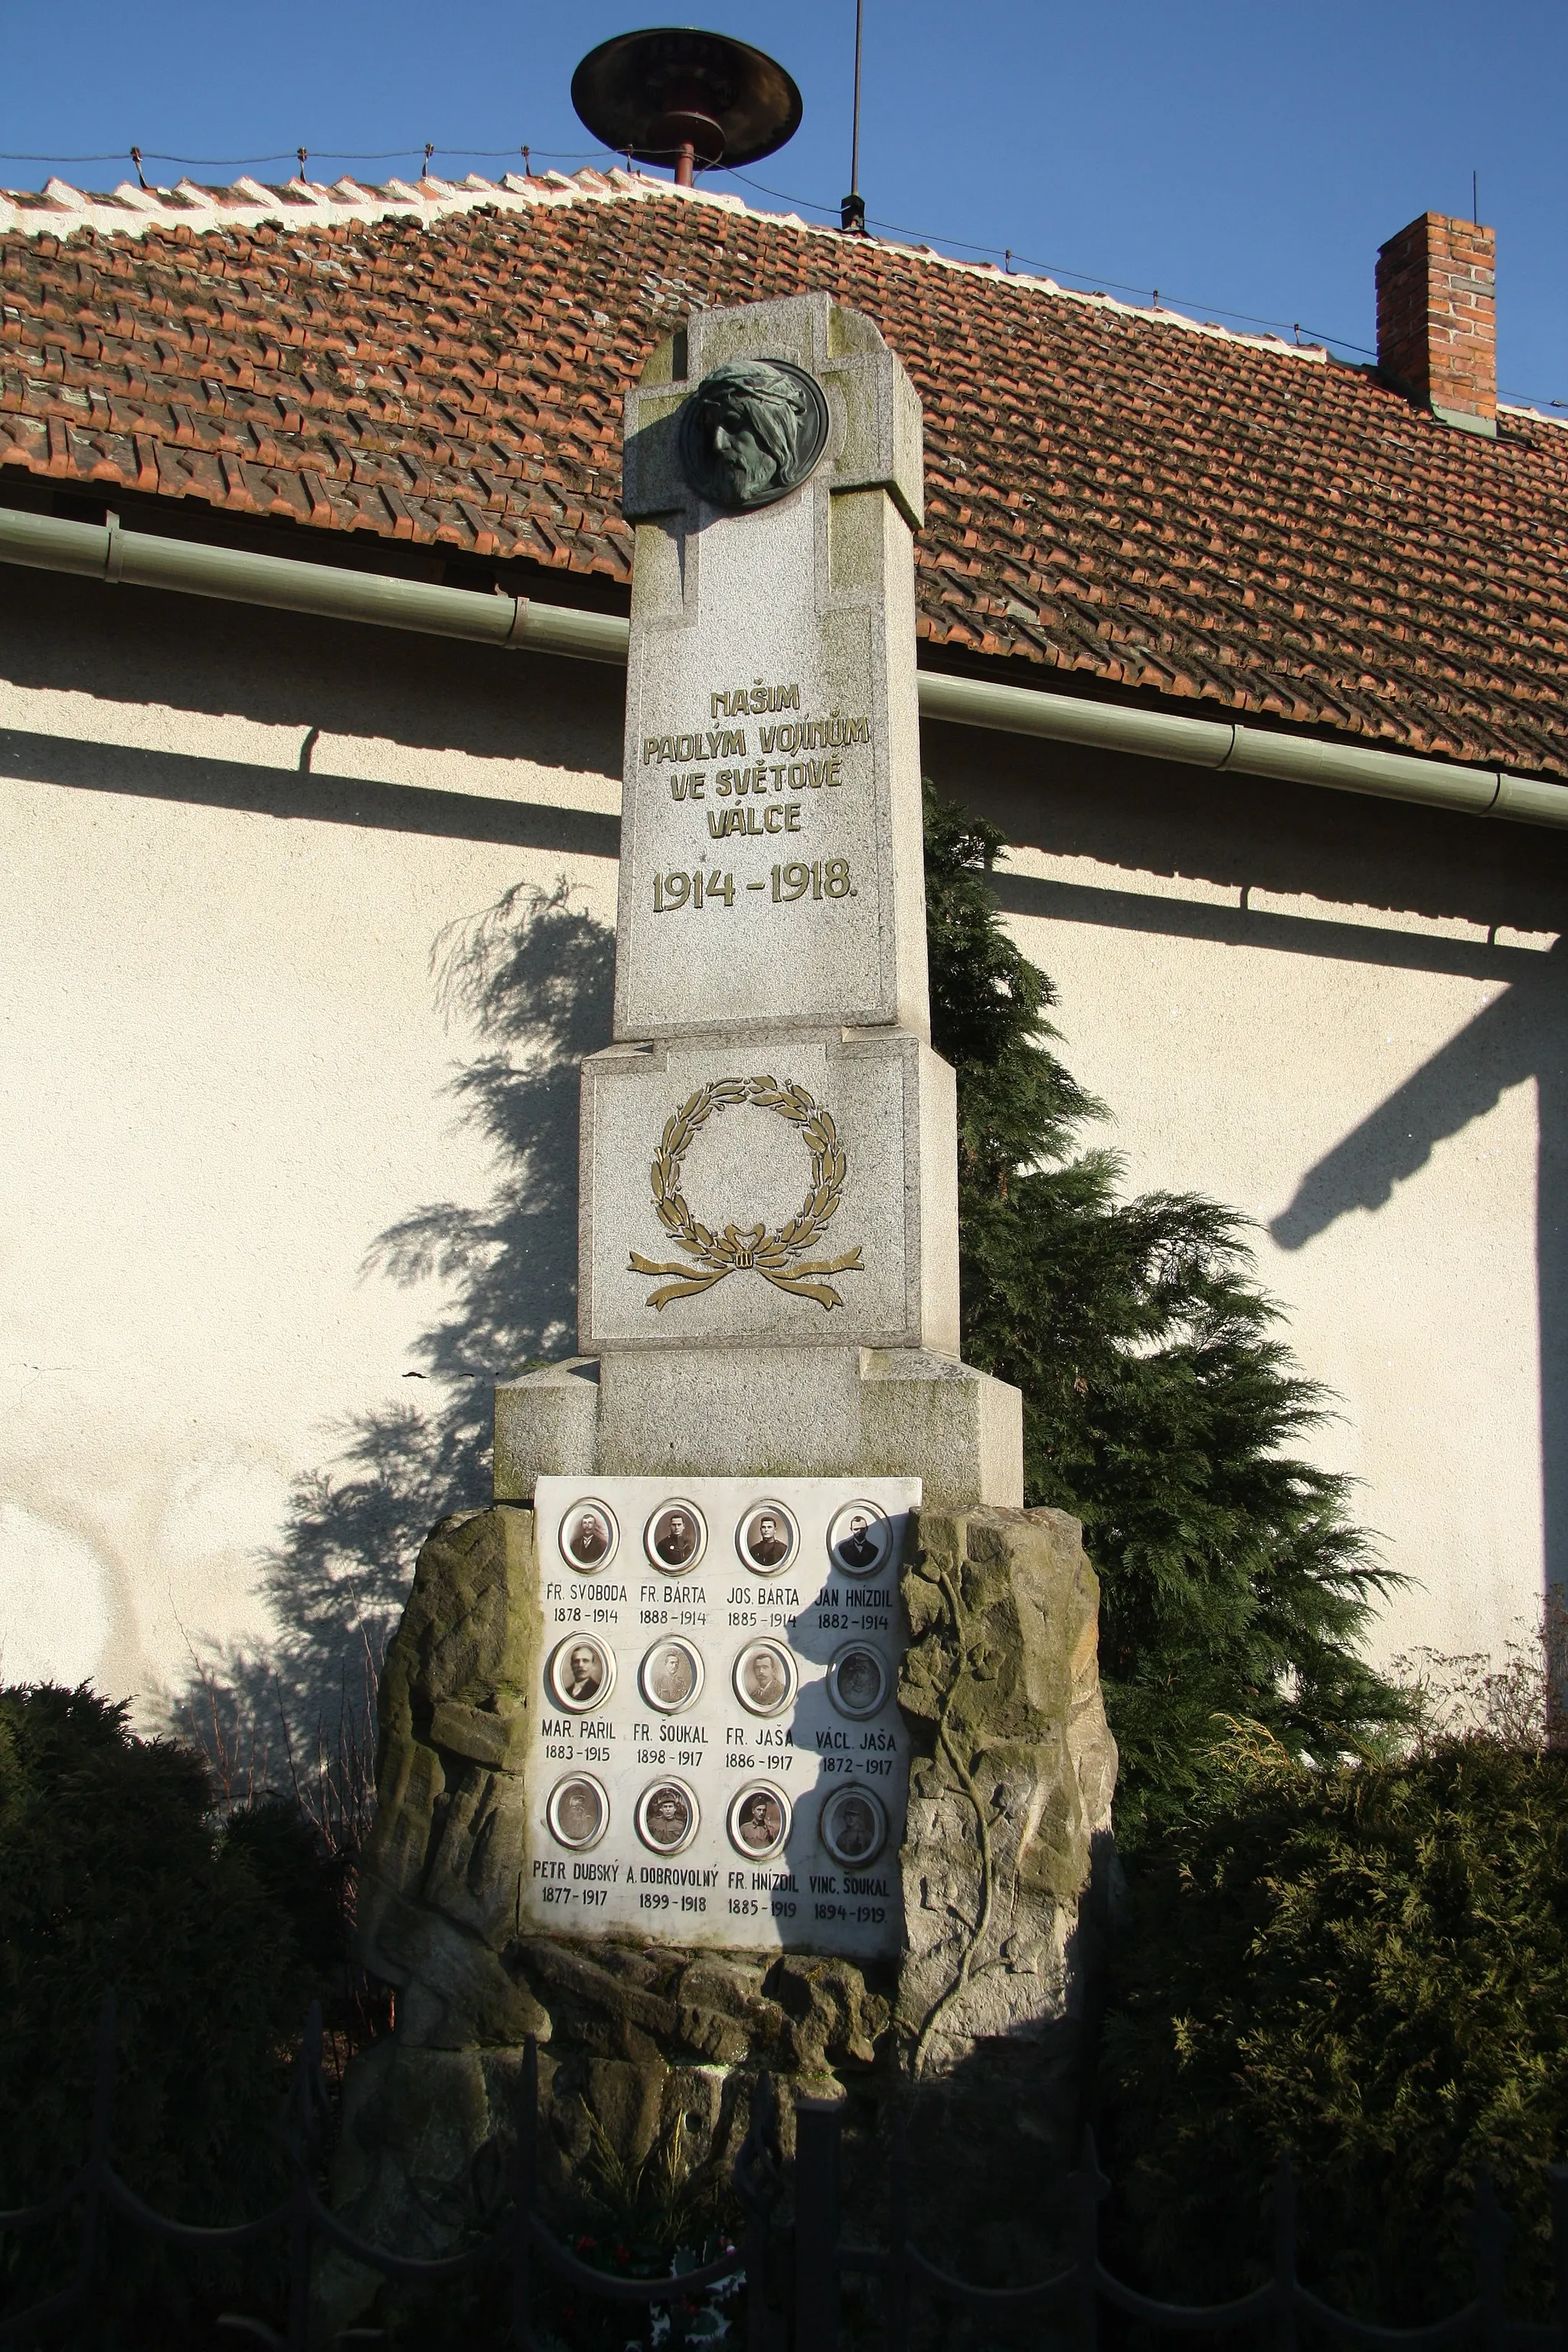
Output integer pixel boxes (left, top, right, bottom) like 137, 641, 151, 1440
331, 290, 1119, 2285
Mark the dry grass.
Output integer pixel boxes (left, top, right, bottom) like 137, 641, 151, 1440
1390, 1588, 1568, 1753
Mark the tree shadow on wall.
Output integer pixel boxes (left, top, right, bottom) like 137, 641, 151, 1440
1266, 943, 1568, 1601
175, 880, 615, 1821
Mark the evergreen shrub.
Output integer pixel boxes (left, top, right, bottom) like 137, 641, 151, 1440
1102, 1736, 1568, 2321
922, 783, 1406, 1838
925, 789, 1566, 2318
0, 1684, 337, 2334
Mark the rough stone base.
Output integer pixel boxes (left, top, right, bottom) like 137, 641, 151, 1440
893, 1504, 1120, 2286
493, 1345, 1024, 1507
324, 1498, 1114, 2326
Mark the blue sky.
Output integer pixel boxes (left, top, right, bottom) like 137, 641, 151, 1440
4, 1, 1562, 405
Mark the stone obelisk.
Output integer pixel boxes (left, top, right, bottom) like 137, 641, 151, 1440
336, 299, 1114, 2307
495, 290, 1023, 1504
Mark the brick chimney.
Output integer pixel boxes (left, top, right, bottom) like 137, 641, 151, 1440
1376, 211, 1497, 436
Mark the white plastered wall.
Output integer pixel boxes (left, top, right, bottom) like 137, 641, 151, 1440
927, 719, 1564, 1674
0, 567, 622, 1718
1, 561, 1557, 1720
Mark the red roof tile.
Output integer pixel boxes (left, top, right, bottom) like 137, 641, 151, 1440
2, 168, 1567, 776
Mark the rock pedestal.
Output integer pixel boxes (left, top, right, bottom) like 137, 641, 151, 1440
330, 1500, 1114, 2297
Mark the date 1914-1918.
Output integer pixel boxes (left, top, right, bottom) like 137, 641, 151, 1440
653, 860, 854, 913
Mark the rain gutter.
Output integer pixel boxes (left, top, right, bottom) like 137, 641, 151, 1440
0, 504, 1562, 831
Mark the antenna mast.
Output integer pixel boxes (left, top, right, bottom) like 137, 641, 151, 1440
842, 0, 866, 233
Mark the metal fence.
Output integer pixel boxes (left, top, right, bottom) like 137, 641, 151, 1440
4, 1997, 1567, 2351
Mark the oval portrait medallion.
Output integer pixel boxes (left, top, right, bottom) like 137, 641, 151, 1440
639, 1635, 704, 1713
558, 1496, 619, 1573
547, 1773, 608, 1852
546, 1632, 616, 1713
727, 1782, 792, 1862
737, 1499, 798, 1576
818, 1784, 888, 1869
644, 1498, 707, 1576
635, 1779, 701, 1857
827, 1499, 893, 1579
828, 1642, 888, 1720
732, 1638, 797, 1717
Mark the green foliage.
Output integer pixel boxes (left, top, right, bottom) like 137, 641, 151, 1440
923, 785, 1406, 1838
0, 1684, 335, 2336
1102, 1737, 1568, 2320
537, 2110, 740, 2352
374, 2108, 741, 2352
576, 2105, 730, 2262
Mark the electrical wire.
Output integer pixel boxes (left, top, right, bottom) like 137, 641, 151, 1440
9, 138, 1563, 398
0, 145, 603, 167
718, 165, 1568, 405
718, 163, 1377, 356
0, 131, 1378, 351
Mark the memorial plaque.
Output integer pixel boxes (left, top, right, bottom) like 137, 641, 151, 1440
522, 1472, 919, 1958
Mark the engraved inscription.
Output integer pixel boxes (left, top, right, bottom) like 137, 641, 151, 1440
651, 859, 856, 909
702, 805, 804, 835
645, 688, 874, 863
710, 682, 800, 716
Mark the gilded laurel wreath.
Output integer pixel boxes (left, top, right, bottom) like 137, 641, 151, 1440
630, 1076, 864, 1311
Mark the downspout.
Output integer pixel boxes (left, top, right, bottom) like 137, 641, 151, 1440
0, 504, 1563, 831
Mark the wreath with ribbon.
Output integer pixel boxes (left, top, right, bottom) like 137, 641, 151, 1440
629, 1076, 864, 1312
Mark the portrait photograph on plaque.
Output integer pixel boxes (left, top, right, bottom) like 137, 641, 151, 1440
736, 1500, 798, 1575
635, 1779, 700, 1855
644, 1500, 707, 1574
547, 1774, 608, 1851
827, 1500, 893, 1578
558, 1498, 618, 1572
727, 1784, 791, 1860
819, 1785, 887, 1867
828, 1642, 888, 1720
546, 1633, 615, 1713
639, 1637, 704, 1713
732, 1638, 798, 1717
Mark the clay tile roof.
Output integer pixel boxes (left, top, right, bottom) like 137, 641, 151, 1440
3, 168, 1567, 777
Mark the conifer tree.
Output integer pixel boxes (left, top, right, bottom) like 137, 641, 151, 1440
923, 786, 1405, 1838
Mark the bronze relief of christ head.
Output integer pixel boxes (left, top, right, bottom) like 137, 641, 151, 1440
678, 358, 829, 511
